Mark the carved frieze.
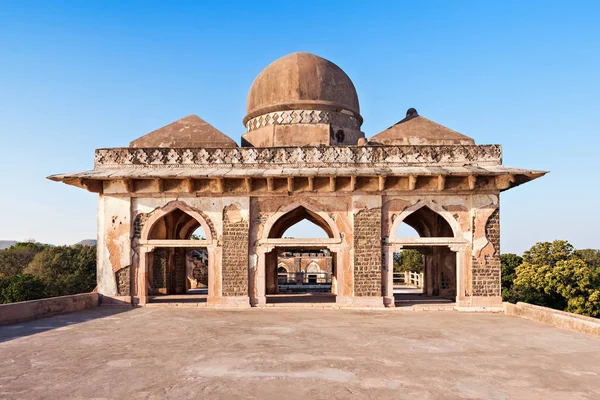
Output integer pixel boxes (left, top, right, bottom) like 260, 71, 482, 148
94, 145, 502, 169
245, 109, 360, 132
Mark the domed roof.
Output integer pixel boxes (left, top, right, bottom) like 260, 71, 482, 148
130, 115, 237, 148
244, 52, 361, 125
369, 108, 475, 146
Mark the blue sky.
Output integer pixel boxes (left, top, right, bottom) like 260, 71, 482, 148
0, 1, 598, 254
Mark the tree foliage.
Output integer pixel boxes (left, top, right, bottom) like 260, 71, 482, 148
505, 240, 600, 318
0, 241, 48, 278
394, 249, 424, 273
24, 245, 96, 298
0, 274, 46, 304
500, 253, 522, 303
574, 249, 600, 270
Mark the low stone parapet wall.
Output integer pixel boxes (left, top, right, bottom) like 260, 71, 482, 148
504, 302, 600, 337
0, 293, 100, 325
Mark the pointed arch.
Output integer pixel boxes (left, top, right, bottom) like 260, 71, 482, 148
277, 263, 288, 273
140, 201, 214, 242
281, 218, 330, 239
390, 200, 461, 240
306, 262, 320, 273
262, 201, 341, 240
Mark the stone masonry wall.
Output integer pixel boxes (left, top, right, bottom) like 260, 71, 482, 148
353, 208, 382, 297
472, 208, 500, 296
222, 211, 249, 297
115, 266, 130, 296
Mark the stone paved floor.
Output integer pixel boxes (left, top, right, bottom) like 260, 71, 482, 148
1, 307, 599, 399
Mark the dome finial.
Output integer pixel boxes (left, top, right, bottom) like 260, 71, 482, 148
406, 108, 419, 119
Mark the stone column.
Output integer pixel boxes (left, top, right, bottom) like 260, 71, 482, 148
467, 204, 502, 308
265, 251, 278, 294
450, 245, 467, 304
207, 245, 222, 304
220, 198, 250, 307
382, 245, 395, 307
351, 195, 384, 307
97, 195, 132, 297
330, 246, 348, 303
254, 248, 270, 305
137, 247, 152, 306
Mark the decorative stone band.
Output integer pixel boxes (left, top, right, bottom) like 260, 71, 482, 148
94, 145, 502, 168
245, 109, 360, 132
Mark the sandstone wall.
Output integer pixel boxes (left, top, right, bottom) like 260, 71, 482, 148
221, 199, 250, 297
472, 207, 500, 296
97, 195, 131, 296
352, 196, 382, 297
0, 293, 100, 326
382, 193, 501, 302
249, 196, 354, 302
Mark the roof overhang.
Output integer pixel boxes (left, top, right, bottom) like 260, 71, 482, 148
48, 145, 547, 195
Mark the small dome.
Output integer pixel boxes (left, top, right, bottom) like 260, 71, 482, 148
244, 52, 361, 125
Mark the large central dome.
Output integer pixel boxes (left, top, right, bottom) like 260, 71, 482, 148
244, 52, 361, 123
242, 52, 364, 147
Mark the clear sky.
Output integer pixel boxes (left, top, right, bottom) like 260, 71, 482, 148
0, 1, 598, 254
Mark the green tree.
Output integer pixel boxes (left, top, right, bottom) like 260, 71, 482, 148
0, 274, 46, 304
0, 241, 48, 278
394, 249, 424, 273
511, 240, 600, 317
500, 253, 522, 303
574, 249, 600, 269
547, 257, 600, 317
24, 245, 96, 297
522, 240, 573, 267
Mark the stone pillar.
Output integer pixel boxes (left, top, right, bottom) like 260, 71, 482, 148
207, 245, 222, 304
382, 245, 395, 307
265, 251, 278, 294
462, 200, 502, 308
451, 245, 468, 304
97, 195, 132, 298
137, 248, 150, 305
220, 198, 250, 307
351, 195, 384, 307
254, 249, 269, 305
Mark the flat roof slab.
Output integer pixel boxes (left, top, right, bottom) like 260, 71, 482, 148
1, 307, 599, 399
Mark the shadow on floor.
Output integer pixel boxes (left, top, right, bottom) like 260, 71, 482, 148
266, 293, 336, 304
394, 294, 454, 307
148, 296, 208, 304
0, 306, 133, 344
147, 288, 209, 304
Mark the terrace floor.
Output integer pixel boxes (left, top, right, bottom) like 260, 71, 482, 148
1, 307, 599, 399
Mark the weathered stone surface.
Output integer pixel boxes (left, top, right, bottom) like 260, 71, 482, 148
353, 208, 382, 297
0, 293, 100, 325
370, 109, 475, 146
93, 144, 503, 168
3, 308, 600, 398
133, 212, 149, 239
222, 205, 249, 297
504, 302, 600, 337
115, 266, 130, 296
46, 51, 546, 310
244, 52, 361, 124
130, 115, 237, 149
472, 208, 500, 297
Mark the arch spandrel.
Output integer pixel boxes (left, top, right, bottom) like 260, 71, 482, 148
261, 201, 341, 242
389, 200, 462, 240
140, 200, 215, 243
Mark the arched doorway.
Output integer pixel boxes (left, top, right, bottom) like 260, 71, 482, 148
256, 204, 342, 305
138, 202, 215, 304
386, 201, 465, 308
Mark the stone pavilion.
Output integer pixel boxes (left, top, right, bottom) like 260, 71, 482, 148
49, 52, 546, 308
